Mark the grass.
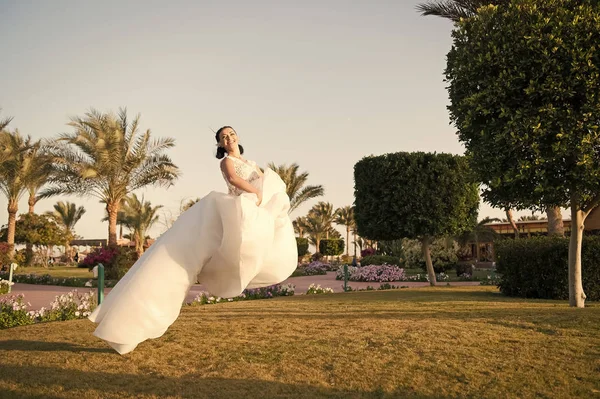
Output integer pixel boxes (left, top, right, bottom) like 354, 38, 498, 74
9, 265, 92, 278
1, 287, 599, 399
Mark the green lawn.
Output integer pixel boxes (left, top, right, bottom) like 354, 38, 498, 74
0, 287, 599, 399
10, 265, 92, 278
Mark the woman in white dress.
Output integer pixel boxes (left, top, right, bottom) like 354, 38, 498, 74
88, 126, 298, 354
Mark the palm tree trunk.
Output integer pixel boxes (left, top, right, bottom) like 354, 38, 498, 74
421, 236, 437, 286
475, 239, 481, 263
106, 202, 119, 247
547, 206, 564, 237
26, 194, 36, 265
346, 227, 350, 256
6, 200, 18, 258
505, 208, 519, 238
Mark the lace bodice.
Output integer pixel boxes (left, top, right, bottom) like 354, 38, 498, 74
221, 156, 262, 196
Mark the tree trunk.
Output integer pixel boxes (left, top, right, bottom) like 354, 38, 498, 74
568, 205, 586, 308
505, 208, 519, 238
136, 239, 144, 259
346, 227, 350, 256
119, 223, 123, 240
421, 236, 437, 286
106, 202, 119, 247
6, 200, 18, 259
475, 239, 481, 263
25, 194, 36, 265
547, 206, 564, 237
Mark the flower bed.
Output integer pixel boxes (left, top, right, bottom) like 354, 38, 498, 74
305, 283, 334, 295
0, 272, 117, 288
0, 290, 96, 329
189, 284, 295, 305
336, 265, 407, 282
290, 261, 329, 277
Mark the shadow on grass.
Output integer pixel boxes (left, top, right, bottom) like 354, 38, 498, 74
0, 340, 114, 353
0, 364, 443, 399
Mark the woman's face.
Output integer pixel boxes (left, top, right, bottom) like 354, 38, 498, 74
219, 127, 238, 152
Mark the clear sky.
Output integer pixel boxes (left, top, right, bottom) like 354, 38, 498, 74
0, 0, 538, 240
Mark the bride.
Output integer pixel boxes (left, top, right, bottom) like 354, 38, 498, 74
88, 126, 298, 354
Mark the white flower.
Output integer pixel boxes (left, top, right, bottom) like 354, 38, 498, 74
75, 311, 80, 317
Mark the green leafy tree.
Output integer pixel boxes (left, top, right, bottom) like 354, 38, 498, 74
41, 108, 180, 246
268, 163, 324, 213
417, 0, 565, 237
354, 152, 479, 285
0, 213, 68, 266
445, 0, 600, 307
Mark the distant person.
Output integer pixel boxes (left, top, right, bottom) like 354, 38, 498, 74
74, 251, 79, 263
88, 126, 297, 355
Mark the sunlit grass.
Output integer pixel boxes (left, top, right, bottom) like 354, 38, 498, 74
0, 287, 599, 398
11, 265, 92, 278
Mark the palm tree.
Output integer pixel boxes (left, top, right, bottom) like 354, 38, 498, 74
25, 141, 54, 214
41, 108, 180, 246
457, 217, 500, 261
334, 205, 355, 256
46, 201, 86, 261
416, 0, 510, 22
518, 214, 543, 222
304, 214, 329, 254
309, 202, 335, 239
293, 216, 308, 238
120, 193, 162, 257
267, 162, 324, 213
0, 108, 13, 134
0, 130, 40, 256
183, 197, 200, 212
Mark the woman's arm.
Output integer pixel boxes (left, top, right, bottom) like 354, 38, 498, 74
221, 158, 262, 205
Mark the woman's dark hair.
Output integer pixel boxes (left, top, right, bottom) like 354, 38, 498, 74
215, 126, 244, 159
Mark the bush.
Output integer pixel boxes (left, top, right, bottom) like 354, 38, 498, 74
403, 238, 459, 273
80, 245, 135, 280
455, 263, 475, 277
361, 255, 401, 266
495, 236, 600, 301
0, 243, 11, 268
361, 248, 375, 257
319, 239, 344, 256
296, 237, 309, 257
311, 252, 324, 262
0, 272, 118, 288
0, 290, 96, 329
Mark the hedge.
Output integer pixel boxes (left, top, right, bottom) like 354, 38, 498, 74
495, 236, 600, 301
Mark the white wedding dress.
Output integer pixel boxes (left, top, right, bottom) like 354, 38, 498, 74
88, 156, 298, 354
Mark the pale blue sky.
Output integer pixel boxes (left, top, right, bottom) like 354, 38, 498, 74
0, 0, 533, 240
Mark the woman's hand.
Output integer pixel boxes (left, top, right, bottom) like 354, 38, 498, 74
256, 191, 263, 206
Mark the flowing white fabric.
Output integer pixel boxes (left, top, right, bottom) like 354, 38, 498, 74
88, 158, 297, 354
